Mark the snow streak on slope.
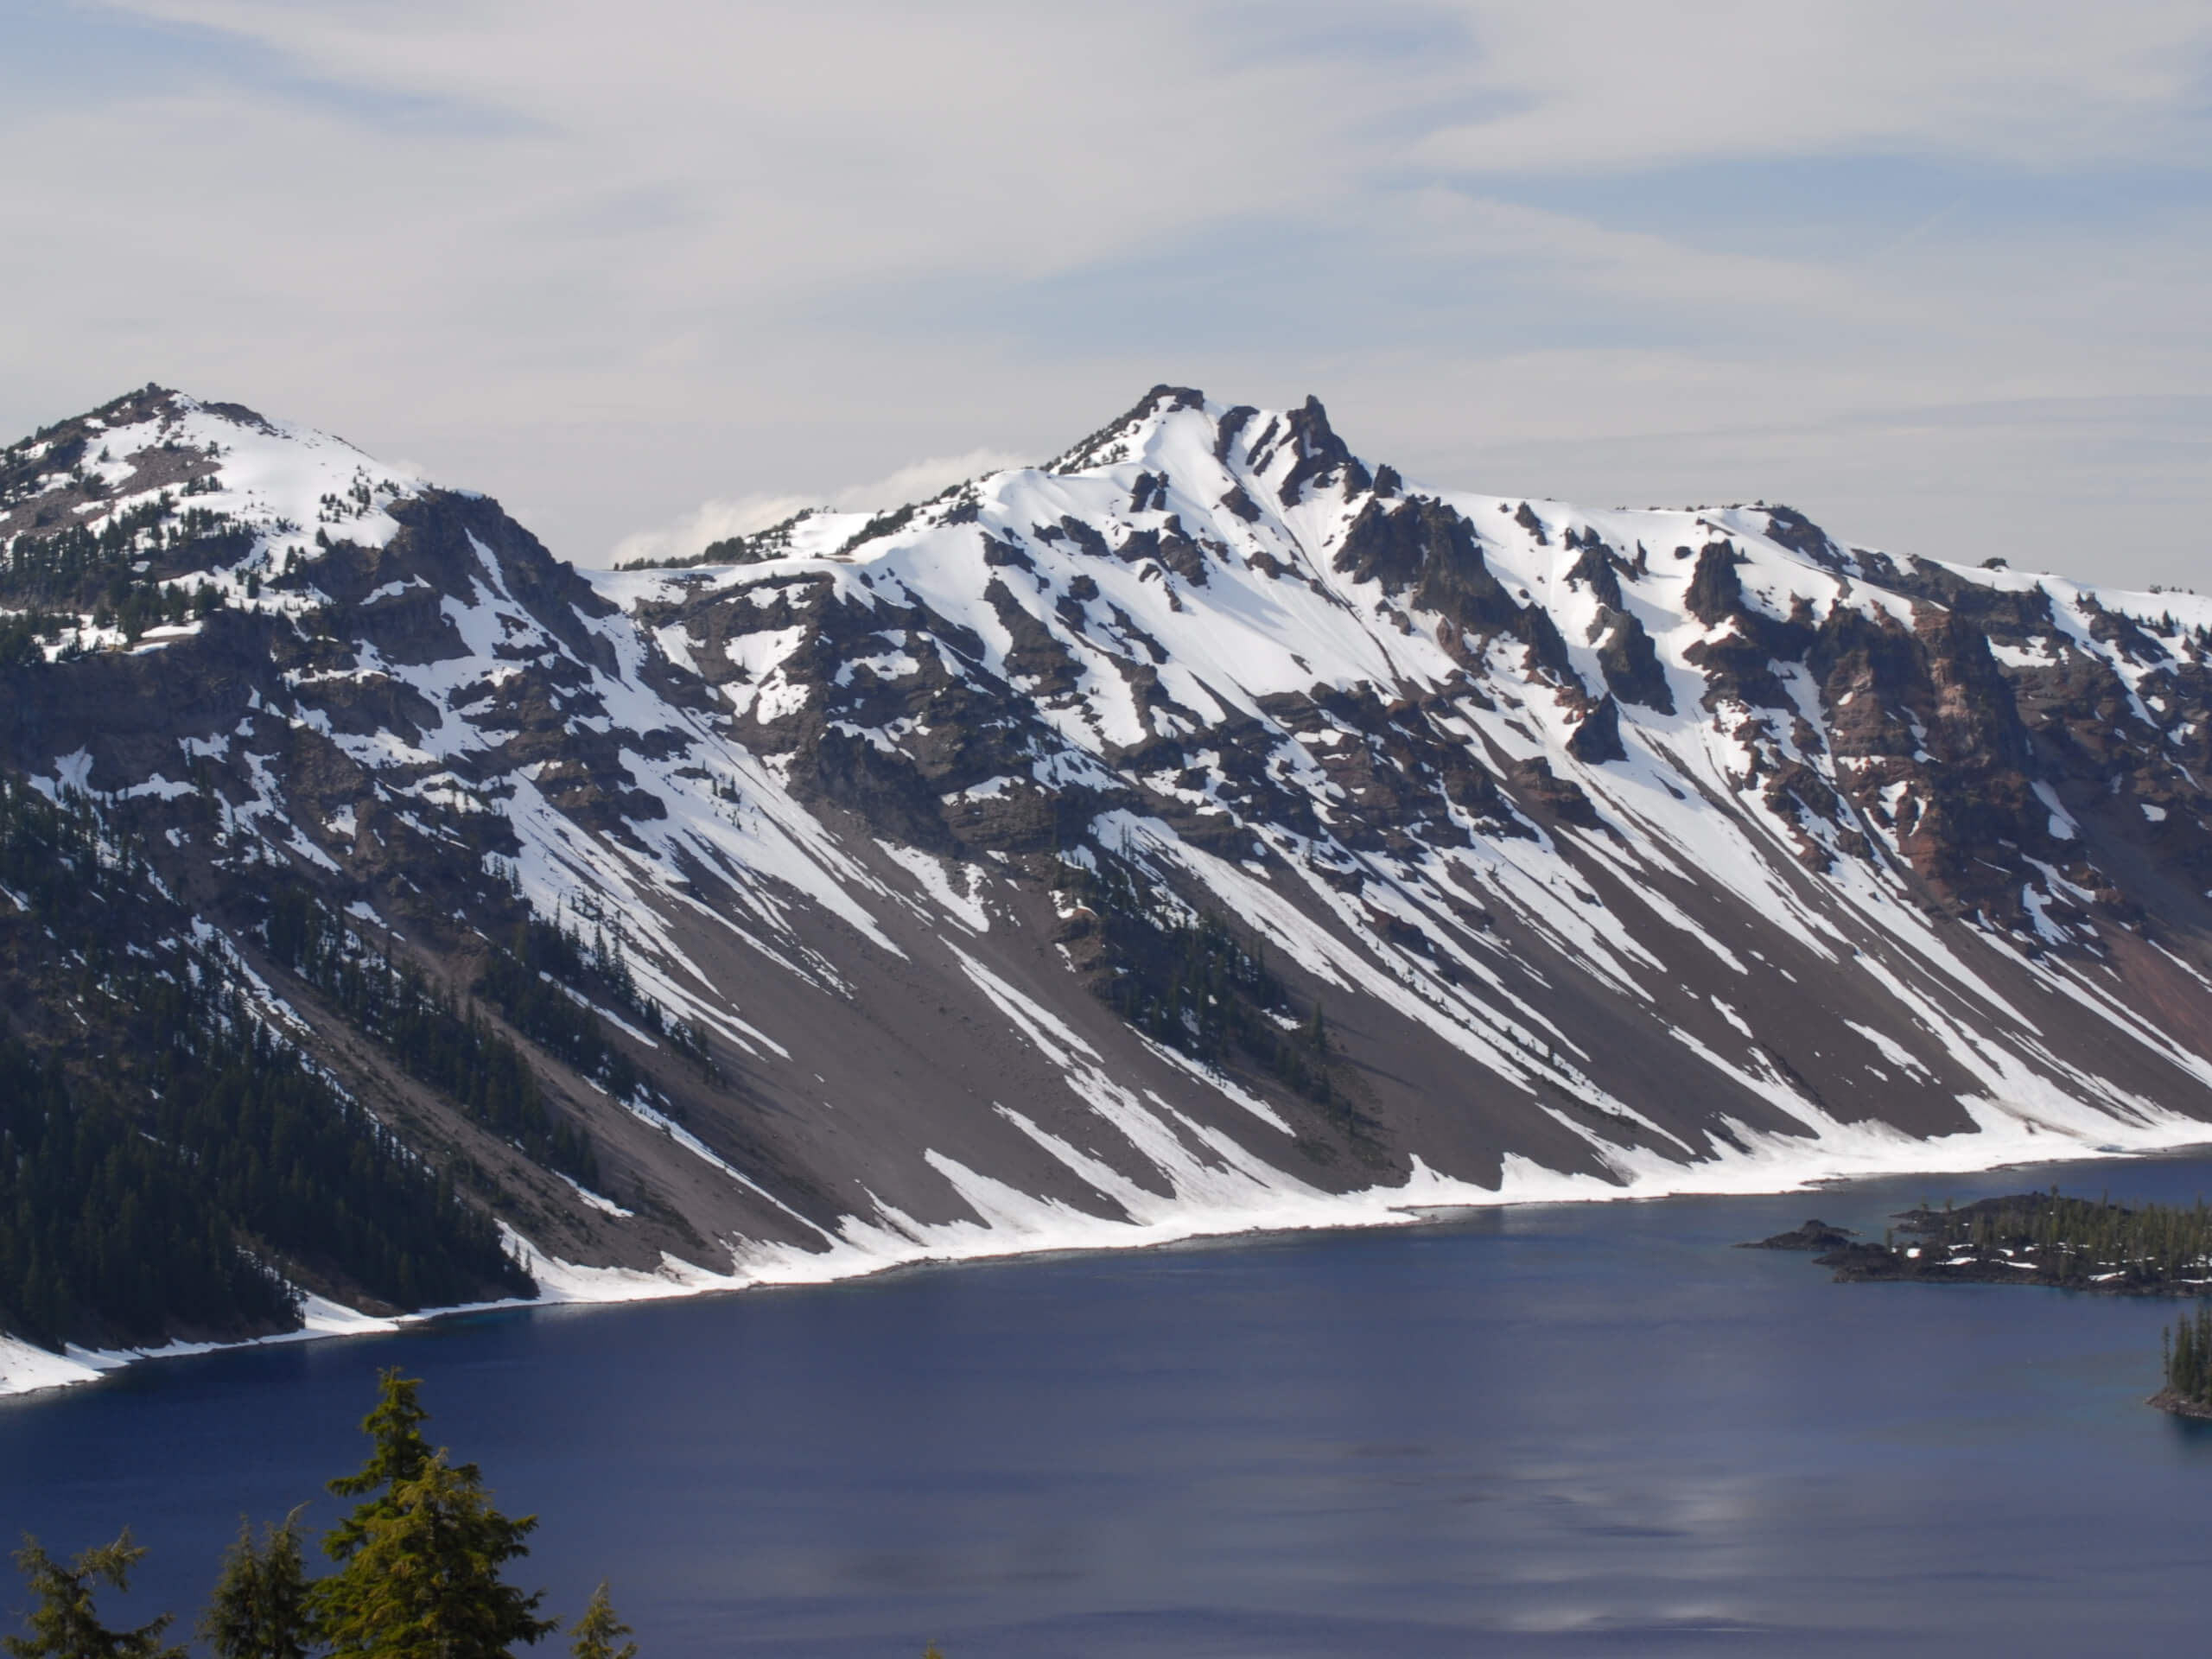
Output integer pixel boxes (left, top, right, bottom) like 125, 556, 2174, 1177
593, 386, 2212, 1224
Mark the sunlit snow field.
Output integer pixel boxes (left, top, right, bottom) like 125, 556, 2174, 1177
9, 1152, 2212, 1657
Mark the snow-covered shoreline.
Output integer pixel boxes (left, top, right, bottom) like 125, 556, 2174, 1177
9, 1104, 2208, 1403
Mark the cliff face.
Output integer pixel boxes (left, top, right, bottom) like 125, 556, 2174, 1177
7, 383, 2212, 1354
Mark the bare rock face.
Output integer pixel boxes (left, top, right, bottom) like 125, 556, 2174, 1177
10, 381, 2212, 1348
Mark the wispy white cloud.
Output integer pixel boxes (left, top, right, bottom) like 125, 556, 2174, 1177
604, 448, 1029, 567
1402, 190, 1909, 322
1421, 0, 2212, 174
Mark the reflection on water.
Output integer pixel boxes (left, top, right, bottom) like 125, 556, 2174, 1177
8, 1153, 2212, 1656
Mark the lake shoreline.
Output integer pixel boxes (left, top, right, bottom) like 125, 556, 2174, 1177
10, 1123, 2212, 1404
2147, 1389, 2212, 1421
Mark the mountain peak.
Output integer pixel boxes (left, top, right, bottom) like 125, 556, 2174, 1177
1046, 384, 1213, 475
1, 385, 433, 601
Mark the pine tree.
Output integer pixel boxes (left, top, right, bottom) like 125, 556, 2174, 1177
322, 1370, 433, 1563
314, 1453, 552, 1659
5, 1531, 184, 1659
567, 1586, 633, 1659
2163, 1305, 2212, 1407
200, 1511, 311, 1659
313, 1371, 551, 1659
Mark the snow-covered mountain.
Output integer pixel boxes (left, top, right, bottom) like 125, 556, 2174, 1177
8, 382, 2212, 1380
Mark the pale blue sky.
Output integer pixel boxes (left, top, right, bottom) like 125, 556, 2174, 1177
7, 1, 2210, 583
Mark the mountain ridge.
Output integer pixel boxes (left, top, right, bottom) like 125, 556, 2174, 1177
6, 380, 2212, 1391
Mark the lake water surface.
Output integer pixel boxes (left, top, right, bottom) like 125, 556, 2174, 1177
9, 1152, 2212, 1656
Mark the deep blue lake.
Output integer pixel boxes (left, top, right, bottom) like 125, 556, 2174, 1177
9, 1152, 2212, 1656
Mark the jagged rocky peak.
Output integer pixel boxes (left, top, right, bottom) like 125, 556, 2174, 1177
607, 382, 2212, 951
1031, 383, 1374, 522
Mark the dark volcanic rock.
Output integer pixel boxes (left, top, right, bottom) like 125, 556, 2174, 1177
1740, 1218, 1857, 1250
1567, 696, 1627, 765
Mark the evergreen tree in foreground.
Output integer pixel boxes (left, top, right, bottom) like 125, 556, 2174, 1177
566, 1586, 633, 1659
4, 1531, 184, 1659
313, 1369, 554, 1659
315, 1455, 554, 1659
8, 1370, 660, 1659
200, 1512, 311, 1659
321, 1370, 434, 1563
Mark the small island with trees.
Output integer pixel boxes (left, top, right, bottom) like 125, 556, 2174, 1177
1745, 1187, 2212, 1422
1747, 1187, 2212, 1293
